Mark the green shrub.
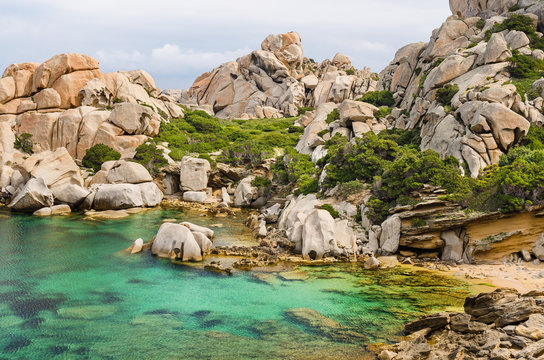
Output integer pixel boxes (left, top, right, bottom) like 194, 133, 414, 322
288, 125, 305, 134
326, 109, 340, 124
82, 144, 121, 172
376, 107, 392, 119
14, 133, 33, 154
297, 175, 319, 195
252, 176, 272, 189
433, 58, 445, 68
436, 84, 459, 106
357, 90, 395, 107
317, 129, 329, 137
338, 181, 366, 197
519, 125, 544, 150
346, 68, 355, 75
508, 50, 544, 78
410, 218, 427, 227
475, 18, 486, 30
321, 204, 339, 219
365, 197, 389, 225
198, 153, 216, 168
133, 143, 168, 175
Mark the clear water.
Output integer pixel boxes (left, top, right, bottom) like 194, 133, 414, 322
0, 208, 471, 359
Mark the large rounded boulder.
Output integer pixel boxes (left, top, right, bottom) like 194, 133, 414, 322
151, 223, 203, 261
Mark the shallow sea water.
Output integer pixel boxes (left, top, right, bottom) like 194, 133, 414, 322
0, 208, 472, 359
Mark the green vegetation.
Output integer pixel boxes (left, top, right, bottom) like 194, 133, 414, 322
252, 176, 272, 189
273, 148, 318, 195
337, 181, 366, 197
357, 90, 395, 107
436, 84, 459, 107
154, 109, 300, 166
82, 144, 121, 172
346, 68, 355, 75
376, 107, 392, 119
485, 14, 544, 50
433, 58, 445, 68
326, 109, 340, 124
133, 143, 168, 175
507, 50, 544, 78
475, 18, 486, 30
297, 106, 314, 116
14, 133, 33, 154
321, 204, 340, 219
198, 153, 216, 168
410, 218, 427, 227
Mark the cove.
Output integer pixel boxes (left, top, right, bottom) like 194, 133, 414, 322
0, 208, 471, 359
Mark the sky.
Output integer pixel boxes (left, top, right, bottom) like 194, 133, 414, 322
0, 0, 451, 90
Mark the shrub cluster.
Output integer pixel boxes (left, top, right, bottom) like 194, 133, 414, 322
273, 148, 318, 195
82, 144, 121, 172
357, 90, 395, 107
14, 133, 33, 154
436, 84, 459, 106
133, 143, 168, 175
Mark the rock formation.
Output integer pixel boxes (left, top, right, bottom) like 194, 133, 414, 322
171, 32, 377, 119
379, 288, 544, 360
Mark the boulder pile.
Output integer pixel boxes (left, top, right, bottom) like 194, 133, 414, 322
379, 288, 544, 360
151, 222, 214, 261
169, 32, 377, 119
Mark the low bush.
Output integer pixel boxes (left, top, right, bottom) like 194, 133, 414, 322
82, 144, 121, 172
507, 50, 544, 79
252, 176, 272, 189
133, 143, 168, 175
436, 84, 459, 106
14, 133, 33, 154
321, 204, 339, 219
357, 90, 395, 107
326, 109, 340, 124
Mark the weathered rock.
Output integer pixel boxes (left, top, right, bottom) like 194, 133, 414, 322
105, 160, 153, 184
137, 182, 163, 207
484, 33, 512, 64
179, 156, 211, 191
108, 102, 160, 136
181, 222, 214, 239
79, 78, 112, 108
52, 183, 90, 208
441, 230, 464, 262
234, 176, 257, 207
183, 191, 209, 203
301, 209, 339, 260
33, 204, 71, 217
192, 231, 213, 254
405, 312, 450, 333
380, 215, 401, 254
338, 99, 378, 122
130, 238, 144, 254
92, 184, 144, 210
151, 223, 202, 261
20, 148, 84, 192
515, 313, 544, 340
533, 233, 544, 261
8, 177, 54, 212
0, 77, 16, 104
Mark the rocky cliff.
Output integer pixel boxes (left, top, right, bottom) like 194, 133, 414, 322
170, 32, 377, 119
380, 0, 544, 178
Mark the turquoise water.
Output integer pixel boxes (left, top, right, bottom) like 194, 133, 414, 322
0, 208, 471, 359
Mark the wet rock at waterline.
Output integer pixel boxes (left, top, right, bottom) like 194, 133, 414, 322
151, 223, 203, 261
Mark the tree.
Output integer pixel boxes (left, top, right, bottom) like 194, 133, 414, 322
82, 144, 121, 172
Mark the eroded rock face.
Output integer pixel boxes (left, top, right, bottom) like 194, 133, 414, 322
1, 53, 181, 162
234, 176, 257, 207
302, 209, 339, 260
179, 156, 211, 192
151, 223, 203, 261
449, 0, 518, 18
183, 32, 377, 119
8, 177, 54, 212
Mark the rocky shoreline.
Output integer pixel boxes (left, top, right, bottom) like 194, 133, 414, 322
375, 288, 544, 360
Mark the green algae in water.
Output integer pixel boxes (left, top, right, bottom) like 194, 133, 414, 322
0, 209, 470, 359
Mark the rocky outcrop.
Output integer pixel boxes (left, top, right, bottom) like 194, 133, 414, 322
301, 209, 340, 260
8, 177, 54, 212
179, 156, 211, 191
0, 53, 181, 163
380, 288, 544, 360
151, 223, 203, 261
234, 176, 258, 207
378, 4, 544, 178
174, 32, 377, 119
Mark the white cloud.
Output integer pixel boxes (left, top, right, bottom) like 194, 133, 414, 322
0, 0, 452, 89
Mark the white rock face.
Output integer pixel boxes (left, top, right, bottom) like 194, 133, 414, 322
191, 231, 213, 255
8, 177, 54, 212
234, 176, 257, 207
53, 183, 90, 208
106, 160, 153, 184
221, 187, 231, 205
151, 223, 203, 261
182, 191, 208, 203
441, 230, 464, 262
181, 222, 214, 239
179, 156, 211, 191
301, 209, 339, 260
92, 184, 144, 210
137, 182, 163, 207
131, 238, 144, 254
533, 233, 544, 261
379, 215, 401, 254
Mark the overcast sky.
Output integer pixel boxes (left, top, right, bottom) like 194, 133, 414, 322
1, 0, 451, 90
